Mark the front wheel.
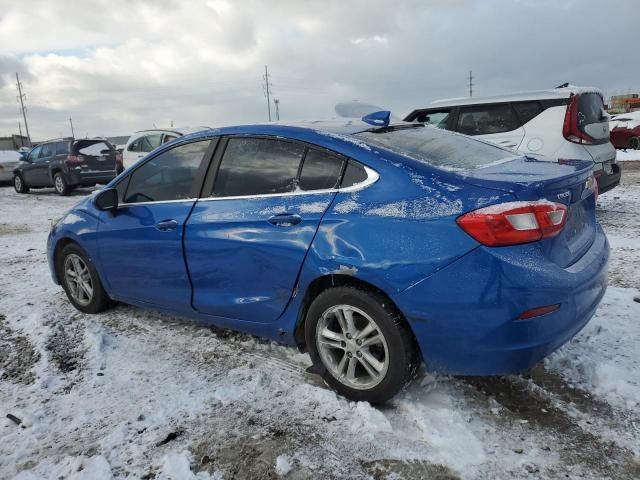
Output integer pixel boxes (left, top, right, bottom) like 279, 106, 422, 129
630, 136, 640, 150
58, 244, 112, 314
53, 173, 69, 196
13, 174, 29, 193
305, 287, 419, 404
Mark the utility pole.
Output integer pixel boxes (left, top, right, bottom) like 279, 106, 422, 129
468, 70, 474, 97
69, 118, 75, 138
18, 120, 24, 146
274, 98, 280, 121
15, 72, 31, 144
263, 65, 272, 121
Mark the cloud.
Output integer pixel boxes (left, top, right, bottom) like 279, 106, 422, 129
0, 0, 638, 139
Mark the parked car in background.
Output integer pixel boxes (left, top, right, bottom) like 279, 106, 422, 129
609, 114, 640, 150
47, 114, 607, 403
122, 127, 208, 169
0, 150, 23, 183
405, 85, 620, 193
13, 138, 118, 195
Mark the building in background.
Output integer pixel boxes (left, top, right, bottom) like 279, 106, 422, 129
608, 94, 640, 114
0, 134, 31, 150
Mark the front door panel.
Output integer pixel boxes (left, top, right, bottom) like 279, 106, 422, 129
185, 192, 336, 322
97, 201, 196, 309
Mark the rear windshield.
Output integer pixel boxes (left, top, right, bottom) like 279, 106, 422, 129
355, 126, 518, 170
578, 93, 605, 127
73, 140, 114, 155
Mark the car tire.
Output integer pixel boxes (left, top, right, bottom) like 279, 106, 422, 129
630, 137, 640, 150
13, 174, 29, 194
305, 286, 419, 404
53, 173, 70, 196
57, 243, 112, 314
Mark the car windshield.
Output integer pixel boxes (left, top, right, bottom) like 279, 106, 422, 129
354, 126, 518, 170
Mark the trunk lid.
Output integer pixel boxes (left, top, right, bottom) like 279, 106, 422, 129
462, 156, 596, 267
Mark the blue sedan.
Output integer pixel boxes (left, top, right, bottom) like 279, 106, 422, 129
47, 113, 608, 403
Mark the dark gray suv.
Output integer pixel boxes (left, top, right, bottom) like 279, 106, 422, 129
13, 138, 119, 195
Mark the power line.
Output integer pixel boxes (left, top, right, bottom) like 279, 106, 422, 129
15, 72, 31, 144
262, 65, 273, 121
468, 70, 473, 97
274, 98, 280, 121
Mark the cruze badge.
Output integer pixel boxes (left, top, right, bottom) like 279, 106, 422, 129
557, 191, 571, 201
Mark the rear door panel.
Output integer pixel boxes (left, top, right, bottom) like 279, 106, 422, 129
185, 192, 336, 322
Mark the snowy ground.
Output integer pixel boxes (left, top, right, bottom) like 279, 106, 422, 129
1, 166, 640, 480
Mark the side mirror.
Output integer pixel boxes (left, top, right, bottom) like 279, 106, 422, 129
95, 188, 118, 213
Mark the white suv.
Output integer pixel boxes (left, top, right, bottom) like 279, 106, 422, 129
405, 85, 620, 193
122, 127, 208, 169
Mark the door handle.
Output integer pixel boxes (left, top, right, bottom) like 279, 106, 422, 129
268, 214, 302, 226
155, 219, 178, 231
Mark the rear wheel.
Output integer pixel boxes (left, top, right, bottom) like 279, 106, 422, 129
53, 173, 69, 196
305, 287, 419, 404
13, 174, 29, 193
630, 136, 640, 150
58, 244, 111, 314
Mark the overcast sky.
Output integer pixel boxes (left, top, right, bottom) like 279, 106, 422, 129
0, 0, 639, 140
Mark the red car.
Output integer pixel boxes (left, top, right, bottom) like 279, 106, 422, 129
610, 115, 640, 149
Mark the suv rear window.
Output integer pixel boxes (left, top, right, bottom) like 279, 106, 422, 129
73, 140, 113, 154
355, 126, 517, 170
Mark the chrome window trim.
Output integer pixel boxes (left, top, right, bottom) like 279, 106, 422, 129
115, 166, 379, 207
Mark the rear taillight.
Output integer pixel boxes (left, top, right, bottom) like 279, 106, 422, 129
66, 154, 81, 164
456, 201, 568, 246
563, 94, 595, 144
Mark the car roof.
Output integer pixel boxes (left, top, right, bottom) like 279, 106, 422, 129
426, 85, 603, 108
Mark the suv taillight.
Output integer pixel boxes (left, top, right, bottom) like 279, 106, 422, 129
66, 154, 82, 164
563, 94, 595, 145
456, 201, 568, 246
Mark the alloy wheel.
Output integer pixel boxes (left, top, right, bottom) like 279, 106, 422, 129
14, 176, 22, 191
315, 304, 389, 390
64, 254, 93, 306
55, 175, 65, 193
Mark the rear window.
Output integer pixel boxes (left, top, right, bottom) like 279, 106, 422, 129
355, 126, 517, 170
74, 140, 113, 155
578, 93, 605, 126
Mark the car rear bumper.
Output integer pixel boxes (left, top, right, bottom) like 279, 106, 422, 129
67, 169, 117, 186
594, 162, 621, 194
391, 226, 609, 375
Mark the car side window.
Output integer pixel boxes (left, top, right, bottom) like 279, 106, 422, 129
340, 160, 368, 188
163, 134, 178, 144
55, 141, 70, 155
40, 143, 55, 159
512, 102, 543, 125
213, 137, 305, 197
298, 149, 345, 191
141, 134, 162, 152
123, 140, 210, 204
457, 104, 520, 135
415, 110, 451, 129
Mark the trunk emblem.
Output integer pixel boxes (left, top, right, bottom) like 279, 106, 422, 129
557, 191, 571, 201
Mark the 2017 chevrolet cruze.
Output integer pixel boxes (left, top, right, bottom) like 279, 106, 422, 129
47, 113, 609, 403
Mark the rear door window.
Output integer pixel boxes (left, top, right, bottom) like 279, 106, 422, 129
415, 109, 451, 129
213, 137, 305, 197
298, 149, 344, 191
41, 143, 55, 159
457, 104, 520, 135
123, 140, 210, 203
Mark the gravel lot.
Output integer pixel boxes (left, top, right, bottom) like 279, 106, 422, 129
1, 164, 639, 479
